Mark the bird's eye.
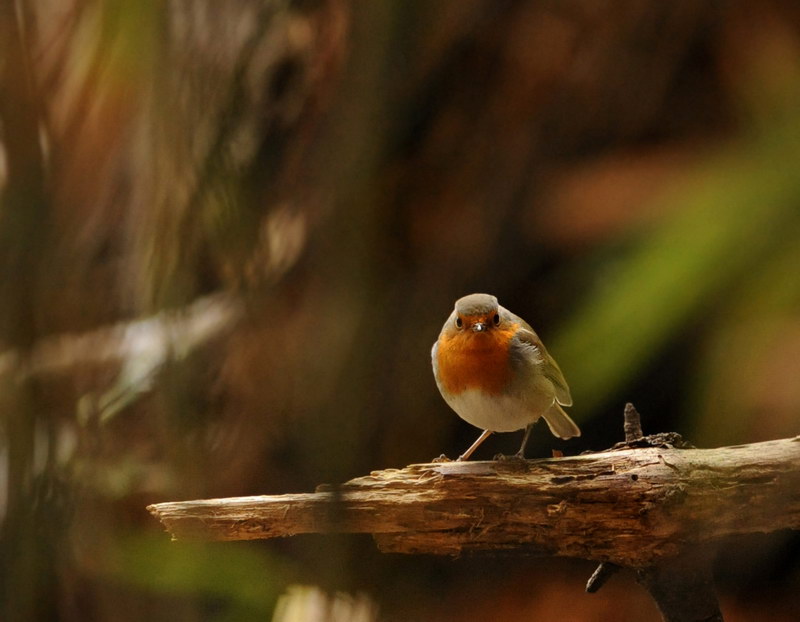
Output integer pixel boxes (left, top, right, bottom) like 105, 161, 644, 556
455, 316, 463, 329
492, 313, 500, 326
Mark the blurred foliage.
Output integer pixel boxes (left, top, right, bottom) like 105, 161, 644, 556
2, 1, 800, 621
99, 536, 294, 619
554, 103, 800, 418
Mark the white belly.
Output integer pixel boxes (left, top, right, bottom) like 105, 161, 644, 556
443, 389, 549, 432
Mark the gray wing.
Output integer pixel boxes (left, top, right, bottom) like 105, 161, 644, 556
506, 312, 573, 407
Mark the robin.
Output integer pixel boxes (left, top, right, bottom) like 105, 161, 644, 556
432, 293, 580, 460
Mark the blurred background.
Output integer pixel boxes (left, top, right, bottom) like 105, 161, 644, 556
2, 0, 800, 620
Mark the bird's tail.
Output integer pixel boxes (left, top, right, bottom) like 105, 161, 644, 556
542, 402, 581, 439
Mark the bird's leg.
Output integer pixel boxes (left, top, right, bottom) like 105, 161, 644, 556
457, 429, 493, 461
514, 423, 534, 459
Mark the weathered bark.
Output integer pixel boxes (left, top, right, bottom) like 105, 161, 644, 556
148, 435, 800, 568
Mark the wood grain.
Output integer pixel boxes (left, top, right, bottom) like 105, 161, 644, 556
148, 436, 800, 567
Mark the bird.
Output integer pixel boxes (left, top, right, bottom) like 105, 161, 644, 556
432, 293, 580, 461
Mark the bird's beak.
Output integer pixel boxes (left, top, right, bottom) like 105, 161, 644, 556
472, 322, 487, 333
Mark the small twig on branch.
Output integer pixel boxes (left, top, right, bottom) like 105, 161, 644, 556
623, 402, 644, 441
585, 561, 620, 594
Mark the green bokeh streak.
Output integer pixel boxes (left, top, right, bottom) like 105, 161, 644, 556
552, 124, 800, 415
691, 235, 800, 444
100, 534, 295, 619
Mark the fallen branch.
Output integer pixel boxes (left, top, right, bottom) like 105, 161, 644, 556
148, 434, 800, 568
148, 402, 800, 622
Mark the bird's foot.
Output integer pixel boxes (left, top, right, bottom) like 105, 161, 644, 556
431, 454, 453, 463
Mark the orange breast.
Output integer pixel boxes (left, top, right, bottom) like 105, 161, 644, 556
436, 324, 518, 396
